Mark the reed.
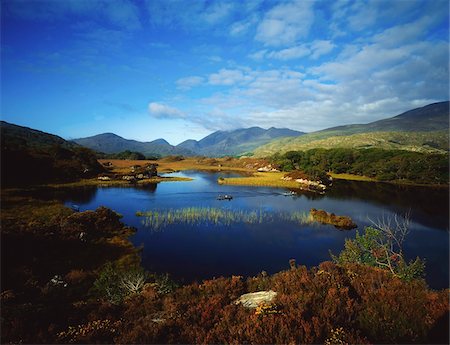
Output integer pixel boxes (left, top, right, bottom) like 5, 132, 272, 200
136, 207, 313, 230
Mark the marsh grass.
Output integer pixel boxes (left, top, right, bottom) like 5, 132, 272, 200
136, 207, 314, 230
218, 172, 301, 188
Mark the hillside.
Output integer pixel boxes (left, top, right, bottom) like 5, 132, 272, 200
254, 102, 450, 156
0, 120, 77, 150
1, 121, 103, 186
72, 133, 193, 157
177, 127, 304, 156
255, 130, 449, 156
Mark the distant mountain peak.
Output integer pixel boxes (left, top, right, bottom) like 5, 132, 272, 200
151, 138, 171, 146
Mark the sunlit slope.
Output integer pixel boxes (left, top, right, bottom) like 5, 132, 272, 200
254, 130, 449, 156
253, 102, 449, 157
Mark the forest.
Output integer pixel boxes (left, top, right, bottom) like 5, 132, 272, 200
271, 148, 449, 185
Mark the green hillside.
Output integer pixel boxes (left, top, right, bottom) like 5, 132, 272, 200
254, 130, 449, 157
1, 121, 103, 186
253, 102, 449, 157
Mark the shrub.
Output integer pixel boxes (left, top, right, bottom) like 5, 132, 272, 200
92, 262, 128, 304
331, 213, 425, 281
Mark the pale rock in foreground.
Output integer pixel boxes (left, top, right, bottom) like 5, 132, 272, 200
234, 290, 277, 308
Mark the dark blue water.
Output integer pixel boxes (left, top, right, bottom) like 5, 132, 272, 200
63, 171, 449, 289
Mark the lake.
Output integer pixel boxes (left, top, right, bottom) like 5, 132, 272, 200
62, 170, 449, 289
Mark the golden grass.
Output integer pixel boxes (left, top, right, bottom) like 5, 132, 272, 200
44, 176, 192, 188
218, 172, 301, 188
99, 157, 261, 174
328, 173, 377, 182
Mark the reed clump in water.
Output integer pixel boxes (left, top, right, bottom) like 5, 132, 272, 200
136, 207, 313, 230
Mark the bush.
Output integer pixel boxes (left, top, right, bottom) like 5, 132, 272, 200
92, 262, 149, 304
115, 262, 448, 344
331, 213, 425, 281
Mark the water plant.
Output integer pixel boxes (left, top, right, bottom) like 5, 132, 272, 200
136, 207, 313, 230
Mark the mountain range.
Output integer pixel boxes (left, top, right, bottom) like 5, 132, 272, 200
73, 127, 304, 157
2, 102, 448, 159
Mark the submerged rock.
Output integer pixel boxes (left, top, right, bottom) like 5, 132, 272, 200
234, 290, 277, 308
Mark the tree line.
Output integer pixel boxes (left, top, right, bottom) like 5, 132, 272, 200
270, 148, 449, 184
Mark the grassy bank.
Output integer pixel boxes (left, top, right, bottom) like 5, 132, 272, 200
329, 172, 450, 187
328, 173, 377, 182
218, 171, 301, 189
44, 175, 192, 188
99, 157, 260, 174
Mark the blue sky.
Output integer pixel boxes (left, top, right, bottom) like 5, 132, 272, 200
1, 0, 448, 145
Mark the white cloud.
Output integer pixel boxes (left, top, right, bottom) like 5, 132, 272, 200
230, 18, 256, 36
176, 76, 204, 90
310, 40, 335, 59
252, 40, 334, 61
266, 45, 310, 60
248, 49, 268, 60
373, 15, 435, 47
148, 102, 185, 119
202, 1, 234, 24
255, 0, 315, 46
208, 69, 251, 86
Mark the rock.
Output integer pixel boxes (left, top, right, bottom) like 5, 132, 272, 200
50, 275, 68, 288
234, 290, 277, 308
97, 176, 111, 181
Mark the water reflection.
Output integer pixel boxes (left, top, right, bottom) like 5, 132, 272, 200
60, 170, 448, 289
329, 180, 449, 230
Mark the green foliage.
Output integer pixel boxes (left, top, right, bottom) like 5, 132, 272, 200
271, 148, 449, 184
256, 130, 449, 156
332, 225, 425, 282
92, 262, 128, 304
151, 273, 179, 294
137, 207, 312, 230
92, 263, 178, 304
92, 262, 149, 304
104, 150, 146, 160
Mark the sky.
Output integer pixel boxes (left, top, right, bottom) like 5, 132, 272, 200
1, 0, 449, 145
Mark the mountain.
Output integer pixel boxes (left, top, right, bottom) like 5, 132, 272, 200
72, 133, 193, 157
253, 102, 450, 157
176, 127, 304, 156
74, 127, 304, 157
314, 101, 449, 136
1, 121, 103, 186
0, 120, 77, 150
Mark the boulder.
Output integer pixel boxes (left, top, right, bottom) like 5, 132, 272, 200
234, 290, 277, 308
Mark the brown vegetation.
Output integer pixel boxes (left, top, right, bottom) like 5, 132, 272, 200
0, 193, 138, 344
115, 262, 448, 344
310, 208, 357, 229
98, 156, 271, 175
